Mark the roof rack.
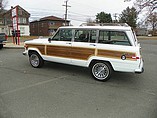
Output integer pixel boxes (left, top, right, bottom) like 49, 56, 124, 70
80, 23, 129, 27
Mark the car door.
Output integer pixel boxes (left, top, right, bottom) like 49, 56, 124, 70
45, 28, 72, 64
71, 29, 97, 67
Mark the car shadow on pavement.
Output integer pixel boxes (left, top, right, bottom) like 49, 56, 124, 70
43, 61, 140, 85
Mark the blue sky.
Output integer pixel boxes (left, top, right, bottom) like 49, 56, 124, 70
6, 0, 134, 25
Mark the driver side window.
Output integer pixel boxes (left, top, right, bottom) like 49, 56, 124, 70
52, 29, 72, 41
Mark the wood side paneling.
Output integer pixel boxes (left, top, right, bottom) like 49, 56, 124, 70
27, 44, 137, 61
97, 49, 136, 61
47, 45, 71, 58
47, 45, 95, 60
70, 47, 95, 60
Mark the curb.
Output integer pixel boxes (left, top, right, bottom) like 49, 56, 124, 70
3, 43, 24, 49
4, 46, 24, 49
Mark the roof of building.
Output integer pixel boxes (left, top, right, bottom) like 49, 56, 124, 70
2, 5, 30, 16
30, 15, 70, 23
40, 16, 65, 21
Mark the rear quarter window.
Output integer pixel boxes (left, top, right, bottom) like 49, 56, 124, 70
98, 30, 131, 46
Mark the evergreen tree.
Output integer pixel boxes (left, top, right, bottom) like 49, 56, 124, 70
119, 7, 138, 28
96, 12, 112, 23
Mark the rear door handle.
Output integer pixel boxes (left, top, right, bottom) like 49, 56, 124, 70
90, 44, 96, 46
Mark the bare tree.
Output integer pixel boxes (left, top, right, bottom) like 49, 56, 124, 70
125, 0, 157, 14
86, 18, 94, 23
124, 0, 157, 25
0, 0, 8, 13
146, 12, 157, 35
135, 0, 157, 13
85, 18, 96, 26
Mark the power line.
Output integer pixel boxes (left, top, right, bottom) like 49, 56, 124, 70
69, 11, 95, 18
8, 2, 100, 25
69, 1, 103, 13
69, 18, 87, 22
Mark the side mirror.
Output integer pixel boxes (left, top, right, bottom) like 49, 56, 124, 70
48, 38, 51, 43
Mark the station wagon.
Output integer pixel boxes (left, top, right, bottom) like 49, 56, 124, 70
23, 25, 144, 81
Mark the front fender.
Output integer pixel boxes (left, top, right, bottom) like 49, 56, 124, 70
28, 47, 43, 56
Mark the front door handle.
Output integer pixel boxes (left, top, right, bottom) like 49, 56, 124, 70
66, 42, 71, 45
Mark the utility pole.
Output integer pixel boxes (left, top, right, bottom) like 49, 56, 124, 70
62, 0, 71, 26
113, 13, 118, 23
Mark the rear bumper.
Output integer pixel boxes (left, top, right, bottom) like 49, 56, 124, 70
135, 59, 144, 74
0, 41, 7, 44
135, 67, 144, 74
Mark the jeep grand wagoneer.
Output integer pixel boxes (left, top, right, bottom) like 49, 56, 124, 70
23, 25, 144, 81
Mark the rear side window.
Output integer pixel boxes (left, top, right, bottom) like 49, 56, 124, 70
98, 30, 131, 46
74, 29, 97, 43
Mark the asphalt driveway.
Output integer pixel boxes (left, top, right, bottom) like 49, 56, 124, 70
0, 39, 157, 118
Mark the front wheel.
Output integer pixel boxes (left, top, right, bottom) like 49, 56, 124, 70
91, 62, 112, 81
29, 52, 44, 68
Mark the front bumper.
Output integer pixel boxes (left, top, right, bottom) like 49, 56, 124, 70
23, 50, 28, 56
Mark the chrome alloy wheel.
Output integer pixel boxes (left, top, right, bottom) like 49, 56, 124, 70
30, 54, 40, 67
92, 62, 110, 81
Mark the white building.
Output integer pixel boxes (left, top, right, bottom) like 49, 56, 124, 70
0, 5, 30, 36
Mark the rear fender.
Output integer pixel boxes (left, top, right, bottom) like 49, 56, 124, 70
87, 56, 115, 70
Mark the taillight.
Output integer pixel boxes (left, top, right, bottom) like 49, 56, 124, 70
132, 56, 140, 59
5, 34, 8, 40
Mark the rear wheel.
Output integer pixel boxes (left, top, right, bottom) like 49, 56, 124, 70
29, 52, 44, 68
91, 61, 112, 81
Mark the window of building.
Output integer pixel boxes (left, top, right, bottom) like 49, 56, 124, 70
49, 29, 56, 36
18, 18, 27, 24
19, 10, 23, 15
20, 27, 25, 34
49, 22, 55, 26
0, 19, 4, 24
1, 28, 5, 33
62, 23, 65, 26
41, 23, 44, 27
32, 24, 35, 28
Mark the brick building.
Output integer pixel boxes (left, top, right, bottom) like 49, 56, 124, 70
0, 5, 30, 36
30, 16, 70, 36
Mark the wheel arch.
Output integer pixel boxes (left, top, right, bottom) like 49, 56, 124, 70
89, 59, 114, 71
28, 48, 42, 57
28, 50, 44, 68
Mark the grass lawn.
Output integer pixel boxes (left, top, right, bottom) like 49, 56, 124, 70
137, 36, 157, 40
7, 36, 50, 43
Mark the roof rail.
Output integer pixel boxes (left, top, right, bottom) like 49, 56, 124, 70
80, 23, 129, 27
